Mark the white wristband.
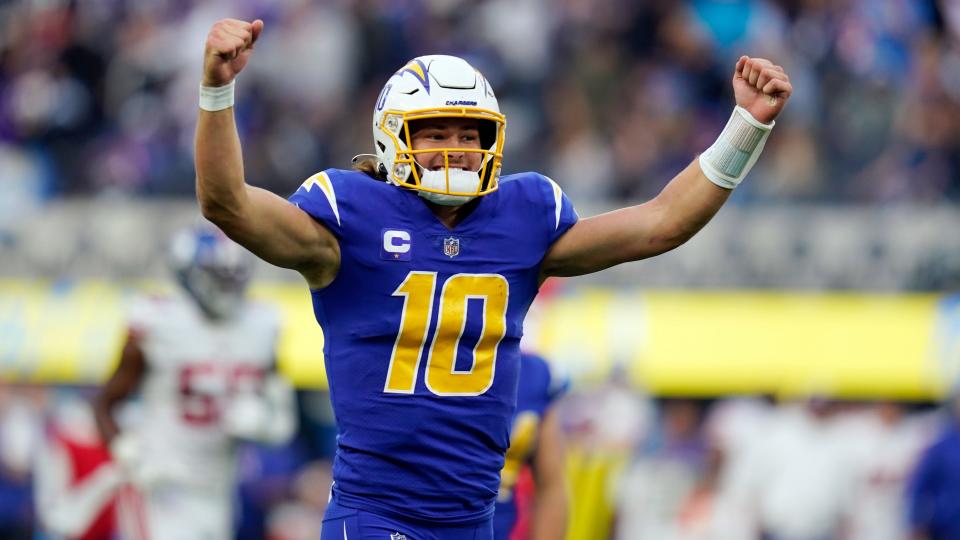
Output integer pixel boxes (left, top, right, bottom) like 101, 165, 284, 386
199, 80, 235, 112
699, 106, 774, 189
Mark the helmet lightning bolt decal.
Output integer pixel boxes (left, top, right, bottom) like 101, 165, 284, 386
398, 59, 431, 94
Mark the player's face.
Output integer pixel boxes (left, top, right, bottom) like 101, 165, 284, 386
409, 118, 483, 172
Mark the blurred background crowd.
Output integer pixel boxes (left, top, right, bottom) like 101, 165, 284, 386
5, 0, 960, 289
4, 0, 960, 539
2, 0, 960, 206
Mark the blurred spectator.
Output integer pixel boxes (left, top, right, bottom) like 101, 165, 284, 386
907, 391, 960, 540
564, 370, 652, 455
33, 391, 120, 540
612, 398, 711, 540
562, 373, 653, 540
717, 398, 863, 540
844, 402, 935, 540
235, 440, 312, 540
262, 459, 330, 540
0, 386, 44, 540
707, 395, 775, 539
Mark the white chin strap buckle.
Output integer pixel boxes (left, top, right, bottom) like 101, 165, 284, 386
418, 169, 481, 206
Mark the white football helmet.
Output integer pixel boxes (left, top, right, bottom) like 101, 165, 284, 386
372, 55, 506, 205
168, 223, 253, 320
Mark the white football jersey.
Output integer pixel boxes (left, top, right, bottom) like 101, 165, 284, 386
126, 293, 281, 492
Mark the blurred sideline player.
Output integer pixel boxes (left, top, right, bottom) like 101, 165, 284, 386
494, 352, 568, 540
92, 224, 297, 540
195, 17, 792, 540
907, 387, 960, 540
0, 387, 43, 539
34, 392, 120, 540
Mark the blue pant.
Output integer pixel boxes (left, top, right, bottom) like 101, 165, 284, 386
320, 499, 493, 540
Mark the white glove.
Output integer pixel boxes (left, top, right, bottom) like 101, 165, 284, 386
223, 391, 272, 440
223, 375, 297, 445
109, 433, 166, 488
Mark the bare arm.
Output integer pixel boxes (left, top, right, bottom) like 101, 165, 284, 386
529, 407, 568, 540
195, 19, 339, 289
92, 332, 146, 445
542, 56, 792, 278
542, 159, 728, 277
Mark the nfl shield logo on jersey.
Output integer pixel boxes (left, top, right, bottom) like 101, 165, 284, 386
442, 237, 460, 258
390, 533, 407, 540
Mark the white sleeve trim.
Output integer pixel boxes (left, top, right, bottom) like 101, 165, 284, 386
544, 176, 563, 230
300, 172, 341, 226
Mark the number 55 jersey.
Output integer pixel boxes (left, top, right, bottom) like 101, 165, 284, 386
289, 169, 577, 524
125, 294, 281, 491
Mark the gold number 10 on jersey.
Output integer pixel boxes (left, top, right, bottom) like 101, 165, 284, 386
385, 271, 509, 396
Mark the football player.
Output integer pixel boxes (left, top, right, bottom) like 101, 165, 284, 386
195, 18, 792, 540
34, 392, 121, 540
91, 224, 296, 540
494, 352, 568, 540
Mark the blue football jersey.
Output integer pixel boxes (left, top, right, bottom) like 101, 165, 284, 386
493, 353, 567, 539
288, 169, 577, 524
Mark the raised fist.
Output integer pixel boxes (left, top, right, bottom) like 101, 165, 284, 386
203, 18, 264, 87
733, 56, 792, 125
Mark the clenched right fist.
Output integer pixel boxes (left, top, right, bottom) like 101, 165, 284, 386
203, 18, 263, 87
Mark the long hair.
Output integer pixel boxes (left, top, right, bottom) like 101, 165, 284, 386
353, 155, 387, 181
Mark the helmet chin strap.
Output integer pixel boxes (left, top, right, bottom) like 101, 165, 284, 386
417, 168, 481, 206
